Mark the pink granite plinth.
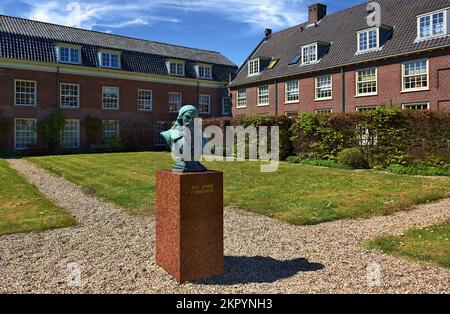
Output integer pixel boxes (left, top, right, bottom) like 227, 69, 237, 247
156, 170, 224, 282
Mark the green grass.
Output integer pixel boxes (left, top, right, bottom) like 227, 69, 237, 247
27, 152, 450, 225
0, 159, 76, 235
366, 221, 450, 268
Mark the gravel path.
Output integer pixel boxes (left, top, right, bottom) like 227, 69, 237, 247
1, 158, 449, 294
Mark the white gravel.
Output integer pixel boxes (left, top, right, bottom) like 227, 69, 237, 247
1, 158, 449, 294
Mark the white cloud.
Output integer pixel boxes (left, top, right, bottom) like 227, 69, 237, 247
22, 0, 308, 32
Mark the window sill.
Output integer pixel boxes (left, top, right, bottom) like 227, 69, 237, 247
15, 105, 37, 108
415, 34, 449, 43
102, 108, 120, 111
60, 106, 80, 109
355, 93, 378, 98
257, 104, 270, 107
138, 110, 153, 113
285, 100, 300, 105
314, 97, 332, 102
401, 88, 430, 93
236, 106, 247, 109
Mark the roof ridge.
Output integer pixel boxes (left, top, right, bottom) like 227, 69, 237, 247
0, 13, 223, 55
271, 0, 370, 37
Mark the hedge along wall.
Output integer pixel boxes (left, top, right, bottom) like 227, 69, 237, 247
291, 108, 450, 167
202, 115, 293, 160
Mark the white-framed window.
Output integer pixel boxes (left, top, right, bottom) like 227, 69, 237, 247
356, 106, 377, 112
315, 75, 332, 100
301, 43, 318, 64
137, 89, 153, 112
100, 51, 121, 69
222, 96, 231, 115
197, 64, 212, 79
356, 68, 377, 96
417, 10, 447, 40
402, 103, 430, 110
315, 108, 332, 113
14, 118, 37, 150
237, 89, 247, 108
167, 60, 185, 76
169, 92, 182, 112
258, 85, 269, 106
248, 58, 260, 76
198, 94, 211, 114
154, 121, 166, 146
57, 45, 81, 64
103, 120, 120, 140
357, 27, 379, 52
60, 83, 80, 108
102, 87, 120, 110
402, 59, 429, 92
285, 80, 299, 103
15, 80, 36, 107
60, 119, 80, 149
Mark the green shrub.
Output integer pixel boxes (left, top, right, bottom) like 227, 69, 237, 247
387, 164, 450, 177
338, 148, 370, 169
287, 156, 352, 170
105, 137, 124, 151
38, 108, 66, 151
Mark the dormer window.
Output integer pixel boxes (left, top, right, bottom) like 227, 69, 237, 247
196, 64, 212, 79
100, 51, 121, 69
248, 58, 260, 76
167, 60, 185, 76
357, 27, 379, 52
417, 10, 447, 40
301, 43, 318, 64
57, 45, 81, 64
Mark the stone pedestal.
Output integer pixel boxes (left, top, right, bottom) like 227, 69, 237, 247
156, 170, 224, 282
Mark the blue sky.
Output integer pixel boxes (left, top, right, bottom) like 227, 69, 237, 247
0, 0, 367, 66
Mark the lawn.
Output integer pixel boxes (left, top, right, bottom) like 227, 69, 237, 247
27, 152, 450, 225
366, 221, 450, 268
0, 159, 76, 235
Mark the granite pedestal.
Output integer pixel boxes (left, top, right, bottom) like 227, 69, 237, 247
156, 170, 224, 282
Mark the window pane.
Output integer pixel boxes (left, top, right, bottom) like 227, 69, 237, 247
237, 89, 247, 107
103, 120, 120, 140
316, 75, 332, 99
432, 12, 444, 35
60, 84, 79, 108
15, 119, 37, 150
138, 90, 152, 111
222, 97, 231, 115
15, 80, 36, 106
169, 92, 182, 112
286, 81, 299, 102
420, 16, 431, 37
199, 95, 210, 113
102, 87, 119, 109
60, 120, 80, 148
258, 85, 269, 105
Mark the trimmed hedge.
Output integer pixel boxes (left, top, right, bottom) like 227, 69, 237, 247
291, 108, 450, 167
202, 115, 293, 160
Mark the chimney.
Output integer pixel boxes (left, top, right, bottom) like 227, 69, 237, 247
265, 28, 272, 39
308, 3, 327, 24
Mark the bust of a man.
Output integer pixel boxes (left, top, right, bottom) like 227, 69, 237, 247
161, 105, 208, 173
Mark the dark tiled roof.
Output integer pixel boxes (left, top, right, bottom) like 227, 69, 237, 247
0, 14, 236, 82
231, 0, 450, 87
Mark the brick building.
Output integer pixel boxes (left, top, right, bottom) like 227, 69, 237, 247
229, 0, 450, 116
0, 15, 236, 151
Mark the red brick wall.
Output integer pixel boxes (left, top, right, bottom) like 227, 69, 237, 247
231, 50, 450, 115
0, 67, 229, 151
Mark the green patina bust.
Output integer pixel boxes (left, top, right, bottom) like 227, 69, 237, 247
161, 105, 208, 173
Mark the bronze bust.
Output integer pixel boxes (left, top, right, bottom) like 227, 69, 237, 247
161, 105, 208, 173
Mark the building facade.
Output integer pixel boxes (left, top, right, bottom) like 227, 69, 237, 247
0, 15, 237, 151
230, 0, 450, 116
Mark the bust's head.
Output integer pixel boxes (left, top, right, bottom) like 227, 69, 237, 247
177, 105, 199, 128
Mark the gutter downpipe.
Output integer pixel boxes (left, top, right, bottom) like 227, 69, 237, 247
274, 79, 278, 116
340, 66, 345, 113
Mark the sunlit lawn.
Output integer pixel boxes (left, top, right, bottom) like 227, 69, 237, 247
366, 221, 450, 268
28, 152, 450, 225
0, 159, 75, 235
